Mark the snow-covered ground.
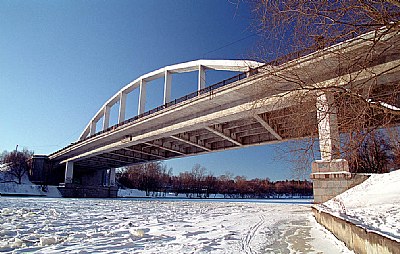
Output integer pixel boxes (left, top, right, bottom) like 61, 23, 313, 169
0, 198, 351, 253
0, 171, 61, 198
315, 169, 400, 242
0, 182, 61, 197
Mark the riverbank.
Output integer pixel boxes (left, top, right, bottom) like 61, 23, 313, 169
118, 188, 312, 200
0, 172, 62, 198
313, 169, 400, 253
0, 182, 62, 198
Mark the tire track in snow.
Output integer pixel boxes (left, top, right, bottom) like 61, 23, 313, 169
240, 214, 265, 254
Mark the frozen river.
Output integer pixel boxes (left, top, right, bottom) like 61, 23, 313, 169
0, 197, 351, 253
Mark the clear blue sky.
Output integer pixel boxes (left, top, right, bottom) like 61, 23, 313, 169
0, 0, 306, 180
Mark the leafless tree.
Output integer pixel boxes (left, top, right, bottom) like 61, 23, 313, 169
344, 131, 394, 173
119, 163, 313, 198
119, 162, 171, 196
1, 148, 33, 184
247, 0, 400, 173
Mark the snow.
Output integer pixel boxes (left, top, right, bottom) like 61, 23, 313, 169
315, 169, 400, 242
0, 170, 61, 198
367, 99, 400, 111
118, 188, 147, 197
0, 197, 352, 253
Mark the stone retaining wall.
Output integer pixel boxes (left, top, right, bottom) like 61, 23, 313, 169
311, 159, 370, 203
312, 207, 400, 254
311, 172, 369, 203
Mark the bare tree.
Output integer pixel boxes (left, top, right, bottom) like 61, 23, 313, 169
247, 0, 400, 173
217, 172, 235, 198
119, 162, 171, 196
203, 174, 217, 197
1, 148, 33, 184
191, 164, 207, 197
252, 0, 400, 56
345, 131, 393, 173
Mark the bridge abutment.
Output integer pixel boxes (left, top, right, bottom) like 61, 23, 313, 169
58, 184, 118, 198
32, 157, 118, 198
58, 162, 118, 198
311, 160, 369, 203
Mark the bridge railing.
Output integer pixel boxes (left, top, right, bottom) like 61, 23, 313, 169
50, 68, 262, 157
82, 71, 254, 138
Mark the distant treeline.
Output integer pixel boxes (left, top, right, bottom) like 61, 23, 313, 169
118, 162, 313, 198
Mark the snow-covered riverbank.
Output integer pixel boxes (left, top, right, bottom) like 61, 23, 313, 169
0, 172, 61, 198
0, 198, 351, 253
315, 169, 400, 242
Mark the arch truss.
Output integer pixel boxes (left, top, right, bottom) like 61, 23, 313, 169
79, 60, 263, 140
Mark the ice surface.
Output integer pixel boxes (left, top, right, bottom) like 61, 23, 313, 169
316, 169, 400, 242
0, 197, 351, 253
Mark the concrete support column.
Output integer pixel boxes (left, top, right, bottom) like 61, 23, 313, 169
164, 71, 172, 104
246, 67, 251, 78
138, 79, 147, 115
311, 93, 369, 203
89, 120, 97, 136
102, 105, 111, 130
118, 92, 127, 123
109, 168, 116, 186
65, 161, 74, 184
316, 92, 340, 161
198, 65, 206, 91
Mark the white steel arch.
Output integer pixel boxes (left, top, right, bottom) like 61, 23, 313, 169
79, 59, 263, 140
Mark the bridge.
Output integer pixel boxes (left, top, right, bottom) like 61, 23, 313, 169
32, 28, 400, 201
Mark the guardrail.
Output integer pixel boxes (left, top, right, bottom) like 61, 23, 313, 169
97, 72, 251, 135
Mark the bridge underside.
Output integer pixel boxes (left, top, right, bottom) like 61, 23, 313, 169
63, 79, 400, 172
74, 93, 400, 173
72, 108, 318, 170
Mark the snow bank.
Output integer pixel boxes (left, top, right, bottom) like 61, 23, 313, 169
117, 188, 147, 197
0, 170, 61, 198
0, 182, 44, 196
315, 169, 400, 241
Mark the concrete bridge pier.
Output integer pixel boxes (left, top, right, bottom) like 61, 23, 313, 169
311, 93, 369, 203
58, 162, 118, 198
65, 161, 73, 184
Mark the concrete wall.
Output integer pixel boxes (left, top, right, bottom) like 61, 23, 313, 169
58, 184, 118, 198
311, 160, 370, 203
31, 155, 64, 186
311, 172, 370, 203
312, 207, 400, 254
73, 167, 107, 186
30, 155, 49, 184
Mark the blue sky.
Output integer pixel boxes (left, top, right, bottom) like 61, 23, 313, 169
0, 0, 305, 180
